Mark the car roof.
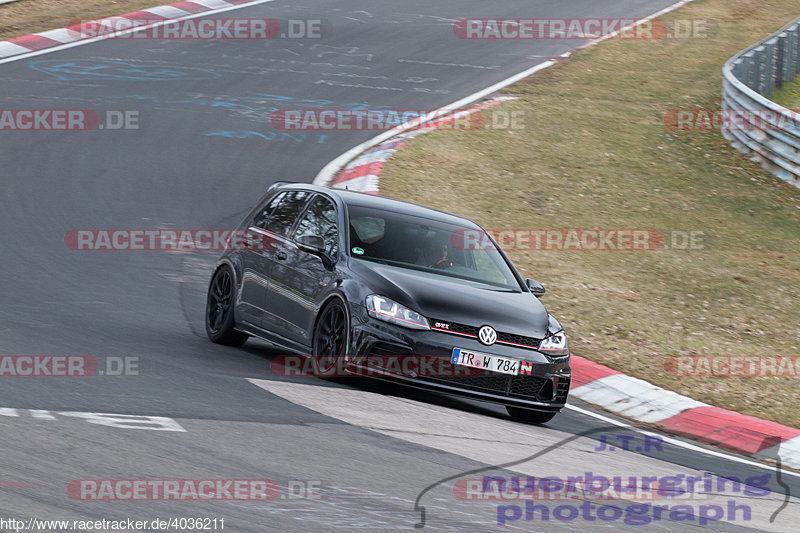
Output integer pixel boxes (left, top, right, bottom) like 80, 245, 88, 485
273, 183, 482, 229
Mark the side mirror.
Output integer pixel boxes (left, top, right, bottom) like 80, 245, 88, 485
296, 234, 326, 255
525, 278, 546, 298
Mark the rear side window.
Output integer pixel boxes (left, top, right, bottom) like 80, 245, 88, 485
253, 192, 286, 229
258, 191, 311, 237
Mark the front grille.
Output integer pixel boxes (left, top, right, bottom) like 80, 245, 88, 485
431, 371, 512, 393
509, 375, 548, 398
422, 372, 563, 402
555, 376, 571, 403
497, 332, 540, 348
429, 318, 540, 350
366, 342, 413, 357
435, 321, 479, 337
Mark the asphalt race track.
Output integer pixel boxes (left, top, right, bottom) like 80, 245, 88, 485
1, 0, 798, 531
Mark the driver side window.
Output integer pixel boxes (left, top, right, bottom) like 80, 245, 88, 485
294, 195, 339, 257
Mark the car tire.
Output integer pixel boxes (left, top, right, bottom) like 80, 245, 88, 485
205, 265, 249, 347
312, 298, 349, 377
506, 406, 557, 424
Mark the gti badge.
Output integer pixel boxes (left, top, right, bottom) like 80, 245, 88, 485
478, 325, 497, 346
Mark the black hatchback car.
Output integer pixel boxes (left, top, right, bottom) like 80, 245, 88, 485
206, 183, 570, 423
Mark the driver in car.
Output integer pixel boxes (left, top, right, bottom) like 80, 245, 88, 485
422, 239, 453, 269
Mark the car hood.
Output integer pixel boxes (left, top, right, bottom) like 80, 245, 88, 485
352, 260, 549, 338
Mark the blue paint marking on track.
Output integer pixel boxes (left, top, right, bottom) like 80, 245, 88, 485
206, 130, 273, 140
205, 130, 325, 143
30, 60, 221, 81
109, 94, 394, 114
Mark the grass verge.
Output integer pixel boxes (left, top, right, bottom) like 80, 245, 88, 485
379, 0, 800, 428
770, 75, 800, 109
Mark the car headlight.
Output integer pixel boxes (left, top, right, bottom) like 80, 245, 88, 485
539, 331, 568, 356
365, 295, 430, 330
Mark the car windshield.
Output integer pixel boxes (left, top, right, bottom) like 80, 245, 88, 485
347, 204, 521, 291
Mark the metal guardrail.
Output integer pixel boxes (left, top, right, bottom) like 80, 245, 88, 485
722, 17, 800, 188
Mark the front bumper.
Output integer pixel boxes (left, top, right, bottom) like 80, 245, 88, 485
349, 317, 571, 411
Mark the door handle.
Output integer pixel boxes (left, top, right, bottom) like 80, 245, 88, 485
275, 250, 288, 261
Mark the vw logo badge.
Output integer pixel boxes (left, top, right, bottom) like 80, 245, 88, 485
478, 325, 497, 346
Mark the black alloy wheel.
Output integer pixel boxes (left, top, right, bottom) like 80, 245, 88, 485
206, 265, 248, 347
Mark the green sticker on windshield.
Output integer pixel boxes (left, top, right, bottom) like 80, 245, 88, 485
351, 247, 365, 255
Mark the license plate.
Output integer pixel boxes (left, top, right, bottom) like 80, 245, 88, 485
451, 348, 520, 375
